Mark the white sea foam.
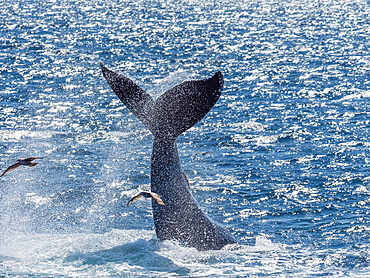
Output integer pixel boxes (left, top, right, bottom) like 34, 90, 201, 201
339, 90, 370, 101
0, 0, 369, 277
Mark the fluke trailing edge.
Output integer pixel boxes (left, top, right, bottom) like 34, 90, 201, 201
101, 63, 237, 250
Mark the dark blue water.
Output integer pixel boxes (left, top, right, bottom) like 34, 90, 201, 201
0, 0, 369, 276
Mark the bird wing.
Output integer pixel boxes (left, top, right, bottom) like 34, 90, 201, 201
24, 156, 47, 161
0, 163, 22, 177
192, 151, 212, 160
126, 193, 143, 206
150, 192, 165, 206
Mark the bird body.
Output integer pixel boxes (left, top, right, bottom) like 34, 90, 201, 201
1, 157, 46, 177
126, 191, 165, 207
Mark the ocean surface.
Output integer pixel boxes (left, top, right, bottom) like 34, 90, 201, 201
0, 0, 369, 277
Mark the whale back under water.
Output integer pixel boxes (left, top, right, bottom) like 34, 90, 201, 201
101, 63, 237, 250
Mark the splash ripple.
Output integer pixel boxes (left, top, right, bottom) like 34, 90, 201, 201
0, 0, 369, 277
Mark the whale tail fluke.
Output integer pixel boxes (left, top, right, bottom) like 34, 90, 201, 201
101, 62, 155, 133
152, 70, 223, 140
101, 63, 223, 140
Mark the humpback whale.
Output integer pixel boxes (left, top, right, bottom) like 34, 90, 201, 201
101, 63, 237, 251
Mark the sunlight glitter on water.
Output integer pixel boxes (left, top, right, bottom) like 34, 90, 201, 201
0, 0, 369, 276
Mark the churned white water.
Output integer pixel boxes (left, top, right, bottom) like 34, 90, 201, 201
0, 0, 369, 276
